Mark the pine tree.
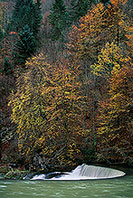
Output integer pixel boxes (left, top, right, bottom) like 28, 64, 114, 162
69, 0, 89, 22
13, 25, 36, 66
8, 0, 42, 39
3, 57, 13, 75
100, 0, 110, 5
6, 0, 42, 69
48, 0, 70, 41
9, 0, 33, 32
0, 26, 3, 47
32, 0, 42, 39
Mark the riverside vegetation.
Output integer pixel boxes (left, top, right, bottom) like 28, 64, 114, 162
0, 0, 132, 177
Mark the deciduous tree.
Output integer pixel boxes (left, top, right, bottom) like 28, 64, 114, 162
68, 1, 129, 67
8, 54, 48, 160
91, 42, 133, 163
9, 54, 93, 168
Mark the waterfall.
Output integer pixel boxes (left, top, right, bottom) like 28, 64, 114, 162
30, 164, 125, 180
79, 164, 125, 179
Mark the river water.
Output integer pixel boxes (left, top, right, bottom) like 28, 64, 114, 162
0, 172, 133, 198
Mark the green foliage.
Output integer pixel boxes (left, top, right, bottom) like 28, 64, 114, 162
81, 147, 96, 163
0, 1, 9, 32
32, 0, 42, 39
48, 0, 70, 41
8, 0, 42, 39
4, 0, 42, 69
13, 25, 36, 66
0, 26, 3, 46
69, 0, 90, 22
3, 57, 13, 74
100, 0, 110, 5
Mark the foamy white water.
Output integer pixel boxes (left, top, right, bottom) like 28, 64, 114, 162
31, 174, 46, 180
30, 164, 125, 181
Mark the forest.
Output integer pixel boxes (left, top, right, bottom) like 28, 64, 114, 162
0, 0, 132, 174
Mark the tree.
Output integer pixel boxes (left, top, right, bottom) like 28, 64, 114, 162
100, 0, 110, 5
7, 0, 42, 39
91, 42, 132, 163
40, 58, 87, 167
5, 0, 42, 69
0, 32, 18, 73
32, 0, 42, 39
67, 1, 130, 148
3, 57, 13, 75
0, 26, 3, 47
97, 66, 132, 163
126, 25, 133, 57
8, 54, 48, 161
48, 0, 70, 41
0, 2, 8, 32
67, 3, 108, 151
69, 0, 90, 23
13, 25, 36, 66
9, 53, 94, 169
67, 1, 129, 66
91, 42, 126, 78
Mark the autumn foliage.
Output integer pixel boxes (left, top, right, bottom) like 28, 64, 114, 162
1, 0, 132, 169
91, 42, 133, 163
8, 54, 94, 168
67, 2, 129, 65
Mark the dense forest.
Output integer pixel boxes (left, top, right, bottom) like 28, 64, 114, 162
0, 0, 132, 174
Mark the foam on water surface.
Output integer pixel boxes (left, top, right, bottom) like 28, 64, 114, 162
30, 164, 126, 181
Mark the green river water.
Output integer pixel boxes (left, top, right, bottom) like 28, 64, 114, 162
0, 172, 133, 198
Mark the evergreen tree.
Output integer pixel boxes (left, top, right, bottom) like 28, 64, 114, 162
100, 0, 111, 8
9, 0, 33, 32
70, 0, 90, 22
7, 0, 42, 68
0, 26, 3, 47
13, 25, 36, 66
8, 0, 42, 39
48, 0, 70, 41
100, 0, 110, 5
3, 57, 13, 75
32, 0, 42, 38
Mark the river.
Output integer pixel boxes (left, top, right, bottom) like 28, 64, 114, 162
0, 171, 133, 198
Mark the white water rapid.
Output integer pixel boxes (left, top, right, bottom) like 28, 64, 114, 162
30, 164, 125, 181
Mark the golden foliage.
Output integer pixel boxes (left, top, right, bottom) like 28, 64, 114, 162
9, 54, 90, 166
91, 42, 129, 78
67, 2, 129, 65
9, 54, 48, 155
110, 0, 127, 7
94, 43, 132, 146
